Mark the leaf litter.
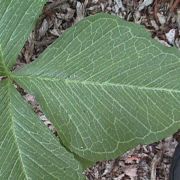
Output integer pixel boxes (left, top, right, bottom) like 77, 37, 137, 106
13, 0, 180, 179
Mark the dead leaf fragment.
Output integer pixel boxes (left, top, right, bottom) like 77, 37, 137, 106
166, 29, 176, 45
76, 2, 85, 22
38, 19, 49, 39
124, 166, 137, 179
114, 0, 125, 12
138, 0, 154, 11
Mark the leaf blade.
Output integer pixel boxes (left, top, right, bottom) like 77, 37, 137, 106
13, 13, 180, 161
0, 48, 7, 76
0, 80, 84, 179
0, 0, 46, 69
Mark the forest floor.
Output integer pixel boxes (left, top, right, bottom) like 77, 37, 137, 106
17, 0, 180, 179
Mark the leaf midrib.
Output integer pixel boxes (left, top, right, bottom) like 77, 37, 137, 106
6, 81, 28, 179
13, 75, 180, 94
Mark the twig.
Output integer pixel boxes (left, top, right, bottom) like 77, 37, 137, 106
170, 0, 180, 12
150, 150, 163, 180
153, 0, 160, 23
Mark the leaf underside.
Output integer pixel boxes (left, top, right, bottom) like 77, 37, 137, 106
13, 13, 180, 162
0, 0, 84, 179
0, 80, 83, 180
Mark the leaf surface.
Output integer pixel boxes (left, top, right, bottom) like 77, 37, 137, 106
0, 48, 7, 76
0, 0, 46, 69
13, 13, 180, 161
0, 80, 83, 179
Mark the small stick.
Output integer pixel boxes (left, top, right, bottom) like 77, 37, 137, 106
150, 150, 163, 180
153, 0, 160, 23
170, 0, 180, 12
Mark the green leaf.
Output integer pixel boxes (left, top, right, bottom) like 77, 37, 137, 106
0, 80, 84, 179
0, 48, 7, 76
13, 13, 180, 161
0, 0, 46, 69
